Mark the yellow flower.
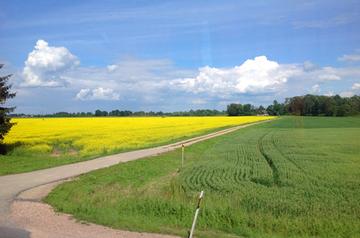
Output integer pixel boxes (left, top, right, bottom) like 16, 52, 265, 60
5, 116, 275, 156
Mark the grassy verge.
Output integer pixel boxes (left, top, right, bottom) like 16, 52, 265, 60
46, 116, 360, 237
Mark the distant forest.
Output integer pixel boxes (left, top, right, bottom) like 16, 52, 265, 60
12, 109, 226, 118
228, 94, 360, 116
11, 94, 360, 118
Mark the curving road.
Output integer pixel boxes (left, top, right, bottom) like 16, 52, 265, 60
0, 120, 271, 237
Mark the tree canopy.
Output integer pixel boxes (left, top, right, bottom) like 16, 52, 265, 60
226, 94, 360, 117
0, 64, 16, 142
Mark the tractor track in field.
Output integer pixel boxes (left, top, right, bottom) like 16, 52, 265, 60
257, 131, 281, 186
0, 120, 273, 238
269, 132, 308, 176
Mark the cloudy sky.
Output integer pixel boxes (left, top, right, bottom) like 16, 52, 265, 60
1, 0, 360, 114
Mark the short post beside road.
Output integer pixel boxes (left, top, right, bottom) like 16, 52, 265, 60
188, 190, 204, 238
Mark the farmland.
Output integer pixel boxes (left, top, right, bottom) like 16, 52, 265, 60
0, 116, 274, 175
46, 117, 360, 238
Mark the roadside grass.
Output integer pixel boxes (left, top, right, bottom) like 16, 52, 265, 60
0, 116, 274, 175
46, 117, 360, 238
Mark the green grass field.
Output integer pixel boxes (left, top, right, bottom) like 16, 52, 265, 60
46, 117, 360, 238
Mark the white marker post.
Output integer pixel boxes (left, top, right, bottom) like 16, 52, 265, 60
181, 144, 185, 168
188, 191, 204, 238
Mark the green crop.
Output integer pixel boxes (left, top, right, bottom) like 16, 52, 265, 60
46, 117, 360, 238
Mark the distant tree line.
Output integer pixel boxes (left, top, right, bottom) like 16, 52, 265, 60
227, 94, 360, 116
226, 104, 266, 116
284, 94, 360, 116
11, 109, 226, 118
10, 94, 360, 118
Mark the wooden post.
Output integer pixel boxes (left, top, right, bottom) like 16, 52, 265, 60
181, 144, 185, 168
188, 191, 204, 238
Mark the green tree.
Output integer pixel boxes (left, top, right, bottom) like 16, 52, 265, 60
324, 97, 337, 116
273, 100, 285, 115
303, 95, 315, 116
287, 97, 304, 115
257, 105, 266, 115
311, 96, 320, 115
242, 104, 251, 115
95, 109, 102, 116
227, 103, 239, 116
0, 64, 16, 143
349, 96, 360, 115
266, 100, 285, 115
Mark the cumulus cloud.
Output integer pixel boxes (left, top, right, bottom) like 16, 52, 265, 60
317, 67, 341, 81
192, 99, 207, 105
107, 64, 118, 72
75, 87, 120, 101
22, 39, 79, 87
338, 82, 360, 98
352, 83, 360, 90
67, 58, 191, 100
310, 84, 320, 94
339, 91, 354, 97
171, 56, 301, 95
15, 41, 360, 113
170, 56, 360, 104
338, 54, 360, 62
303, 61, 317, 71
324, 91, 335, 96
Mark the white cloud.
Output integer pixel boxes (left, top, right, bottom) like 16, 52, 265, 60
107, 64, 118, 72
339, 91, 354, 97
317, 67, 341, 81
337, 83, 360, 98
318, 74, 341, 81
75, 87, 119, 101
298, 64, 360, 84
352, 83, 360, 90
171, 56, 301, 95
191, 99, 207, 105
66, 58, 191, 100
14, 42, 360, 113
303, 61, 317, 71
22, 39, 79, 87
338, 54, 360, 62
324, 91, 335, 96
310, 84, 320, 94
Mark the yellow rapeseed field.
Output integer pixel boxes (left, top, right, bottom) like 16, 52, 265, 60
5, 116, 274, 157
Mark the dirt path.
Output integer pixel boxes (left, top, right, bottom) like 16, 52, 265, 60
10, 181, 179, 238
0, 121, 271, 238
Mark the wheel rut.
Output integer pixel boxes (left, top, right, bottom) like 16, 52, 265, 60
257, 131, 281, 186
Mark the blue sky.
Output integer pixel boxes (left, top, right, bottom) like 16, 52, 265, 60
1, 0, 360, 113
